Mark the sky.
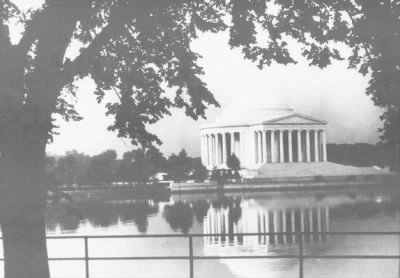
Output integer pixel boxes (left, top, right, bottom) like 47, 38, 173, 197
10, 0, 383, 158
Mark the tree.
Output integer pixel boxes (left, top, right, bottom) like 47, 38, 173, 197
117, 148, 158, 183
190, 158, 208, 181
130, 150, 156, 183
226, 153, 240, 170
166, 149, 192, 181
145, 146, 167, 172
56, 154, 77, 186
0, 0, 399, 277
85, 150, 118, 185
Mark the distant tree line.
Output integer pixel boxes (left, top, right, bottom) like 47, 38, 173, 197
327, 143, 395, 169
46, 148, 208, 187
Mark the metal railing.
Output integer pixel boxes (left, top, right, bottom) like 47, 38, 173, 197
2, 231, 400, 278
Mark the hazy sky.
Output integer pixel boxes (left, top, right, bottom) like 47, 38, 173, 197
9, 0, 383, 158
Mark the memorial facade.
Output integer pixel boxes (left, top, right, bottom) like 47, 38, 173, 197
200, 96, 328, 170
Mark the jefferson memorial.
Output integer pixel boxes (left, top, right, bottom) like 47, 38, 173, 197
200, 95, 327, 170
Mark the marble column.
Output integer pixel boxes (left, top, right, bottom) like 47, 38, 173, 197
273, 210, 279, 243
218, 134, 223, 166
215, 134, 220, 166
219, 134, 223, 166
316, 207, 322, 241
264, 213, 269, 243
262, 131, 267, 164
213, 134, 217, 166
202, 135, 208, 165
222, 133, 227, 166
207, 135, 212, 167
200, 136, 204, 165
324, 207, 330, 234
271, 130, 276, 163
291, 209, 296, 242
306, 130, 311, 162
297, 130, 302, 162
231, 132, 235, 155
210, 133, 214, 167
254, 131, 258, 164
314, 130, 319, 162
300, 209, 305, 241
257, 131, 263, 164
282, 210, 287, 243
309, 208, 313, 241
288, 130, 293, 163
279, 130, 284, 163
322, 130, 327, 161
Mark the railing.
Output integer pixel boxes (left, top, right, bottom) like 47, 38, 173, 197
1, 231, 400, 278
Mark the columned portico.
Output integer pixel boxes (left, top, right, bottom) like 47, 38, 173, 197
201, 129, 327, 170
200, 98, 328, 170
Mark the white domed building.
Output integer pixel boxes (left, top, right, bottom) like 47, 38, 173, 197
200, 95, 328, 171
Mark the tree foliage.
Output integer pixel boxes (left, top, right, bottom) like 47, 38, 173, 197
117, 148, 157, 183
85, 149, 118, 184
0, 0, 398, 151
227, 153, 240, 170
165, 149, 207, 181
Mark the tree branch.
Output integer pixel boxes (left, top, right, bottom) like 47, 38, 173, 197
343, 9, 374, 63
60, 7, 131, 85
16, 10, 44, 57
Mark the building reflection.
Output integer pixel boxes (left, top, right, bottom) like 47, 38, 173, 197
203, 200, 330, 246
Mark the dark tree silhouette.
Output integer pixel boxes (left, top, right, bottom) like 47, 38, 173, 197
53, 150, 91, 187
163, 202, 193, 234
118, 148, 165, 183
56, 155, 77, 186
145, 146, 167, 173
0, 0, 399, 276
85, 150, 118, 185
226, 154, 241, 170
190, 159, 208, 181
327, 143, 392, 168
165, 149, 191, 181
119, 201, 159, 233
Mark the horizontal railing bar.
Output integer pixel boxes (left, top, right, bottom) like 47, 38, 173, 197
0, 254, 392, 262
302, 255, 400, 259
84, 256, 190, 260
85, 255, 300, 260
195, 255, 400, 259
0, 231, 395, 240
194, 255, 304, 259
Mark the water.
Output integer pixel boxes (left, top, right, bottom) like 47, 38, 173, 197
8, 186, 400, 277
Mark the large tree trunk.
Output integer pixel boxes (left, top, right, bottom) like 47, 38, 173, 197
0, 139, 50, 278
2, 206, 49, 278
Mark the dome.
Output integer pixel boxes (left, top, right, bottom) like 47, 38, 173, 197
215, 94, 293, 125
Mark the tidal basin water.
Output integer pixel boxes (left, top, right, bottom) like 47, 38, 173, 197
7, 186, 400, 278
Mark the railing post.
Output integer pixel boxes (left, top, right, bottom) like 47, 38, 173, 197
189, 235, 194, 278
84, 236, 90, 278
298, 232, 304, 278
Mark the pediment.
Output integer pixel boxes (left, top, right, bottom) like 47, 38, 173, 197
263, 113, 327, 125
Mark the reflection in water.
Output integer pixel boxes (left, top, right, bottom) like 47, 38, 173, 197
42, 187, 400, 277
203, 200, 330, 246
118, 201, 159, 232
163, 202, 193, 234
162, 198, 243, 234
46, 200, 159, 233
